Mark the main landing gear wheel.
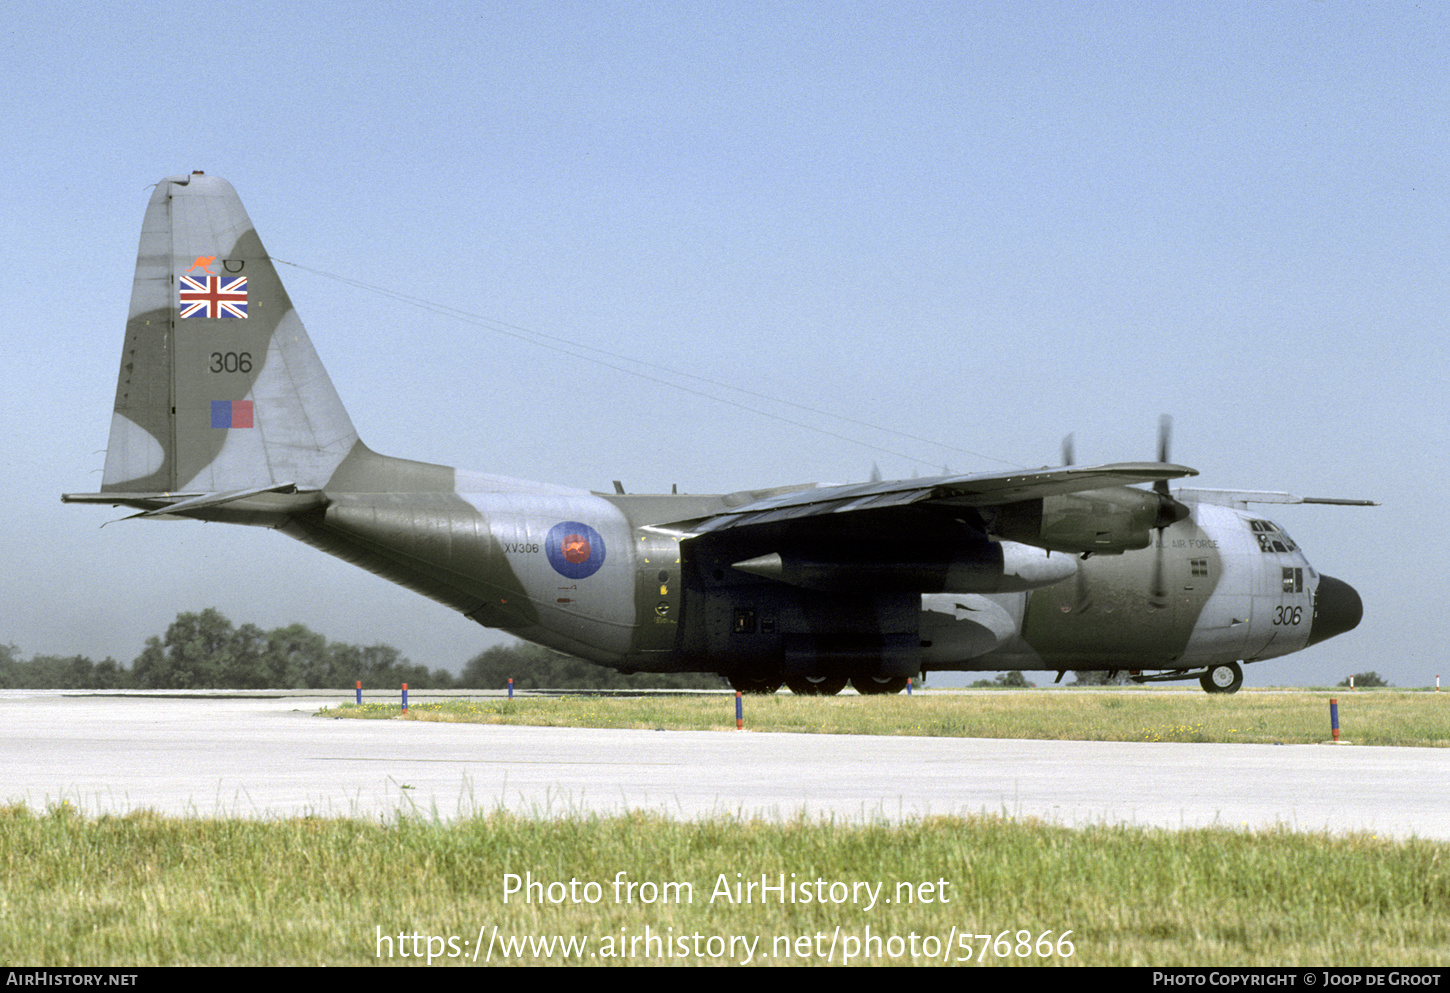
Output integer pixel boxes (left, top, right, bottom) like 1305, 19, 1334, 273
849, 675, 909, 695
785, 675, 848, 696
1199, 662, 1243, 694
728, 674, 783, 695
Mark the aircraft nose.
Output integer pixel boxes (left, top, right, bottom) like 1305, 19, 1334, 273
1306, 574, 1363, 647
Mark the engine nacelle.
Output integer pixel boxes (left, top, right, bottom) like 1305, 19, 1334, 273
991, 487, 1170, 555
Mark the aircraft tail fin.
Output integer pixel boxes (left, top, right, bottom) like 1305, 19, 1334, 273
99, 172, 359, 497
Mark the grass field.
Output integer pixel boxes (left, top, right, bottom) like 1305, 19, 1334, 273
3, 802, 1447, 967
328, 688, 1450, 748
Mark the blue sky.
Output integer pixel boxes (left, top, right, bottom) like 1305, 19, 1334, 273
5, 2, 1444, 687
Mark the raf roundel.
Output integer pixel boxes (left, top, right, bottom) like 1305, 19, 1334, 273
545, 521, 606, 579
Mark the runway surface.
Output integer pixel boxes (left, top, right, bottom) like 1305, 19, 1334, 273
4, 691, 1447, 839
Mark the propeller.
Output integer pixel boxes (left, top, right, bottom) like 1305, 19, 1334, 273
1060, 418, 1188, 614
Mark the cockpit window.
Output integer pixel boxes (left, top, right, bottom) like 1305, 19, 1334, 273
1247, 518, 1298, 554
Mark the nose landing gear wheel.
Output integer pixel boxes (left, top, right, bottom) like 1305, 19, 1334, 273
1199, 662, 1243, 694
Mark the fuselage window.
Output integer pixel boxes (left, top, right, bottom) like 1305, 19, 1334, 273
1249, 518, 1298, 554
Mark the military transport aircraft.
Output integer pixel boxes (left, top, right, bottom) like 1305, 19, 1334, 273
64, 173, 1372, 695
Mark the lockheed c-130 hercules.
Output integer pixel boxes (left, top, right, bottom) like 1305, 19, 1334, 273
65, 173, 1374, 695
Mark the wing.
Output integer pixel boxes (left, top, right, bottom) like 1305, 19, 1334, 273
689, 461, 1197, 536
660, 461, 1197, 597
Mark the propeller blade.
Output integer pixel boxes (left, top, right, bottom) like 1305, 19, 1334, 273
1150, 530, 1169, 608
1152, 414, 1190, 528
1072, 555, 1093, 613
1154, 415, 1173, 498
1150, 415, 1182, 609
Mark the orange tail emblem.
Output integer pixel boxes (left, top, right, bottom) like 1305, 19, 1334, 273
187, 255, 218, 274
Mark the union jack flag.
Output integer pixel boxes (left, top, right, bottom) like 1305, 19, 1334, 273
179, 275, 248, 319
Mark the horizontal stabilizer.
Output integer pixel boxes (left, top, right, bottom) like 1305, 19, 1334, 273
63, 491, 204, 505
128, 482, 310, 518
63, 482, 325, 522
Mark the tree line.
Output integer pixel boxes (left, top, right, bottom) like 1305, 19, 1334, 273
0, 608, 722, 691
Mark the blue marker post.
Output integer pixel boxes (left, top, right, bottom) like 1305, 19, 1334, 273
906, 676, 913, 696
735, 691, 743, 730
1329, 698, 1340, 744
508, 677, 514, 700
355, 680, 362, 705
402, 682, 408, 714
